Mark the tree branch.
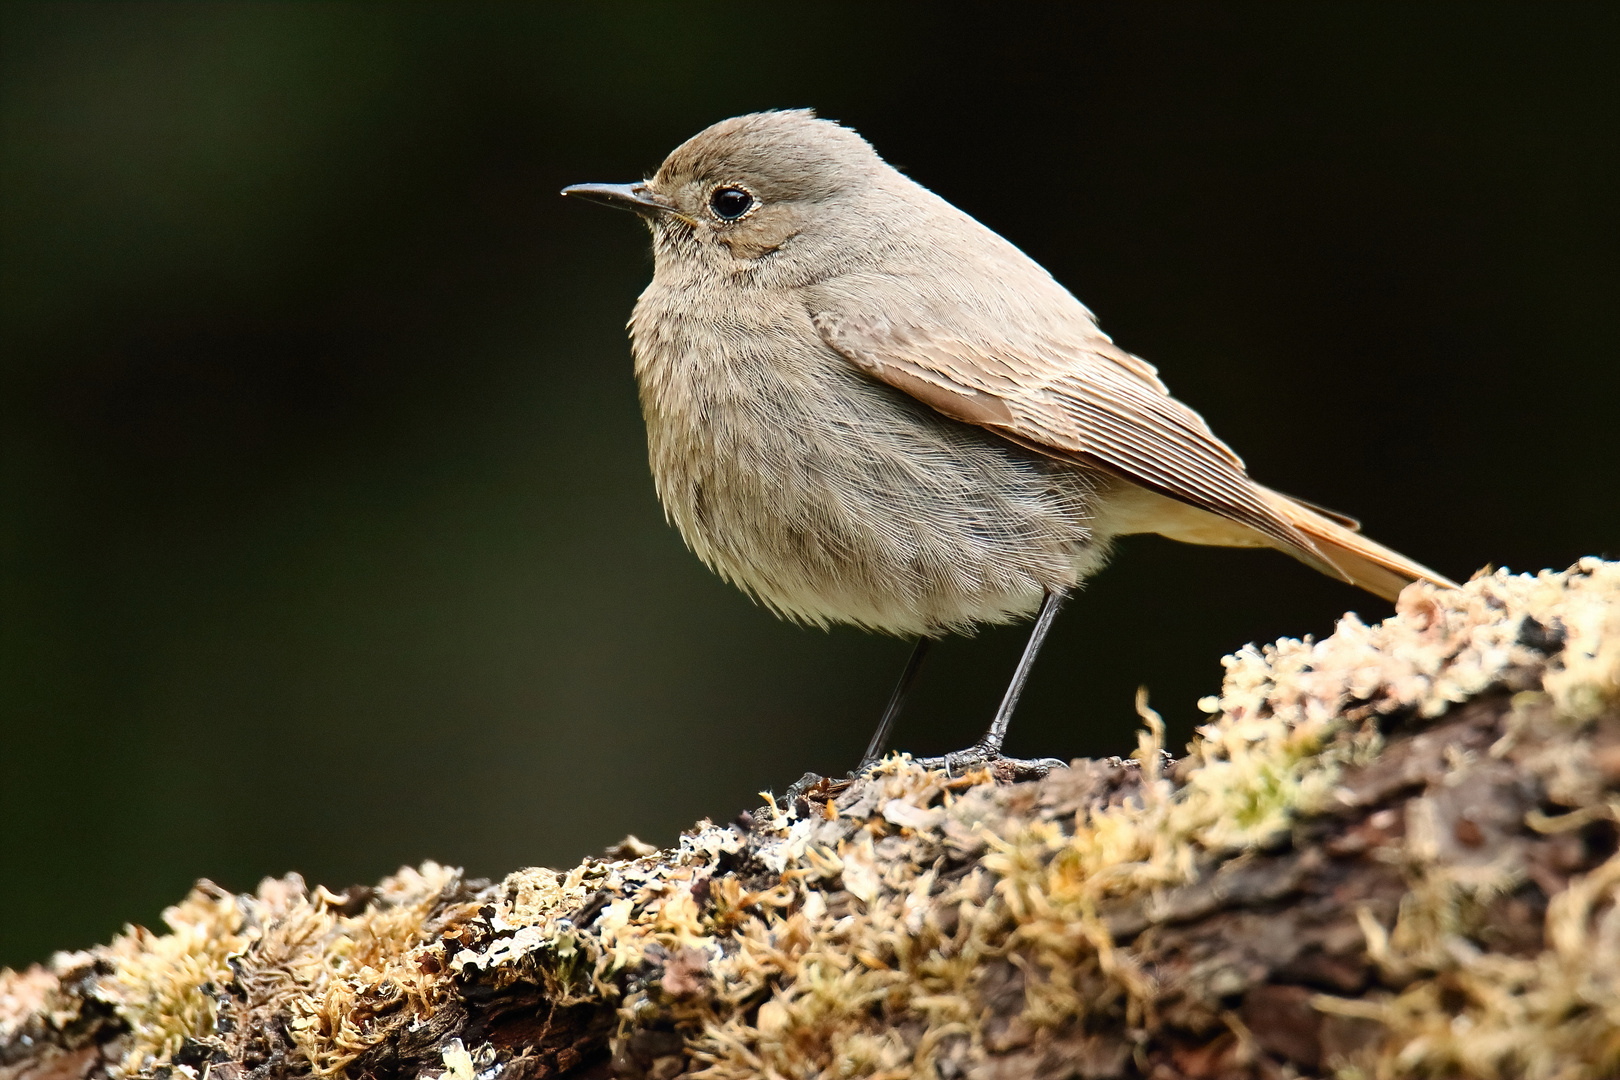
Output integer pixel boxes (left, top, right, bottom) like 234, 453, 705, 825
5, 560, 1619, 1080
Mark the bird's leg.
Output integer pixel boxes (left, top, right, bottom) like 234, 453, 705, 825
854, 637, 933, 773
915, 587, 1070, 781
795, 593, 1067, 797
786, 637, 933, 799
976, 587, 1068, 759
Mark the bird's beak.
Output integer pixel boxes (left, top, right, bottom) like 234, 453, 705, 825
561, 182, 675, 217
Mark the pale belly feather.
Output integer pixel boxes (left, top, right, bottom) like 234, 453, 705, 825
631, 287, 1113, 637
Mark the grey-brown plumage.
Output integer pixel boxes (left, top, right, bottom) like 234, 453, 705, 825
568, 110, 1455, 649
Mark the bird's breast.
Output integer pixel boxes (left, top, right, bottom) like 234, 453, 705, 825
627, 280, 1111, 636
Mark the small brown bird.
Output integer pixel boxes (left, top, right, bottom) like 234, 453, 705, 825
565, 110, 1455, 778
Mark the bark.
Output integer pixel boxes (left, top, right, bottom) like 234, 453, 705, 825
4, 559, 1620, 1080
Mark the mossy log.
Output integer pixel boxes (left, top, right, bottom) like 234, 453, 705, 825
5, 560, 1620, 1080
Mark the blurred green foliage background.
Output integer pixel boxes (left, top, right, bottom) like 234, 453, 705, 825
2, 3, 1616, 968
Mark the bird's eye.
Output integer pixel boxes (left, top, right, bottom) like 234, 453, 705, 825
709, 186, 755, 221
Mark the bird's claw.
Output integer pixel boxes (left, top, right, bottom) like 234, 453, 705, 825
909, 748, 1067, 782
784, 771, 829, 800
789, 749, 1065, 806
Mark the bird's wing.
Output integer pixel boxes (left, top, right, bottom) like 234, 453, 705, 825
810, 305, 1320, 557
810, 299, 1459, 599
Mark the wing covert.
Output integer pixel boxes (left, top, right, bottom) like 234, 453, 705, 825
810, 307, 1322, 559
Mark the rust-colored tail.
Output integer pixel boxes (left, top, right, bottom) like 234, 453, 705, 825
1260, 487, 1459, 601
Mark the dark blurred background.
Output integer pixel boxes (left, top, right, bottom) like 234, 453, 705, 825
2, 3, 1616, 969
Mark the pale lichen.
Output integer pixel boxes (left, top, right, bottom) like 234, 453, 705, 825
3, 559, 1618, 1080
96, 883, 250, 1074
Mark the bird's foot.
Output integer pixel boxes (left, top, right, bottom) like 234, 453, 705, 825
788, 749, 1066, 804
910, 745, 1067, 783
784, 770, 830, 800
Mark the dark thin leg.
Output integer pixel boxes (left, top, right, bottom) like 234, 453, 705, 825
856, 637, 932, 772
974, 587, 1069, 757
910, 586, 1071, 780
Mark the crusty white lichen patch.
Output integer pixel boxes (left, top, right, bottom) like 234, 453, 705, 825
2, 559, 1617, 1080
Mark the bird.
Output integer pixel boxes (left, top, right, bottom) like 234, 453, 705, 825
563, 109, 1456, 781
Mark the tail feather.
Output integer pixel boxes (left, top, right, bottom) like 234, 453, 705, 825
1260, 487, 1459, 600
1103, 481, 1458, 601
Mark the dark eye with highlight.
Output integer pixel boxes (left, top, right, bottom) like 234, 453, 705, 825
709, 186, 755, 221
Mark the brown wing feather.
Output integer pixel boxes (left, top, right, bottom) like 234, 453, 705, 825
811, 308, 1460, 596
811, 310, 1326, 562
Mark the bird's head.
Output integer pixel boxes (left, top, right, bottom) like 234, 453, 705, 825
564, 110, 900, 284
